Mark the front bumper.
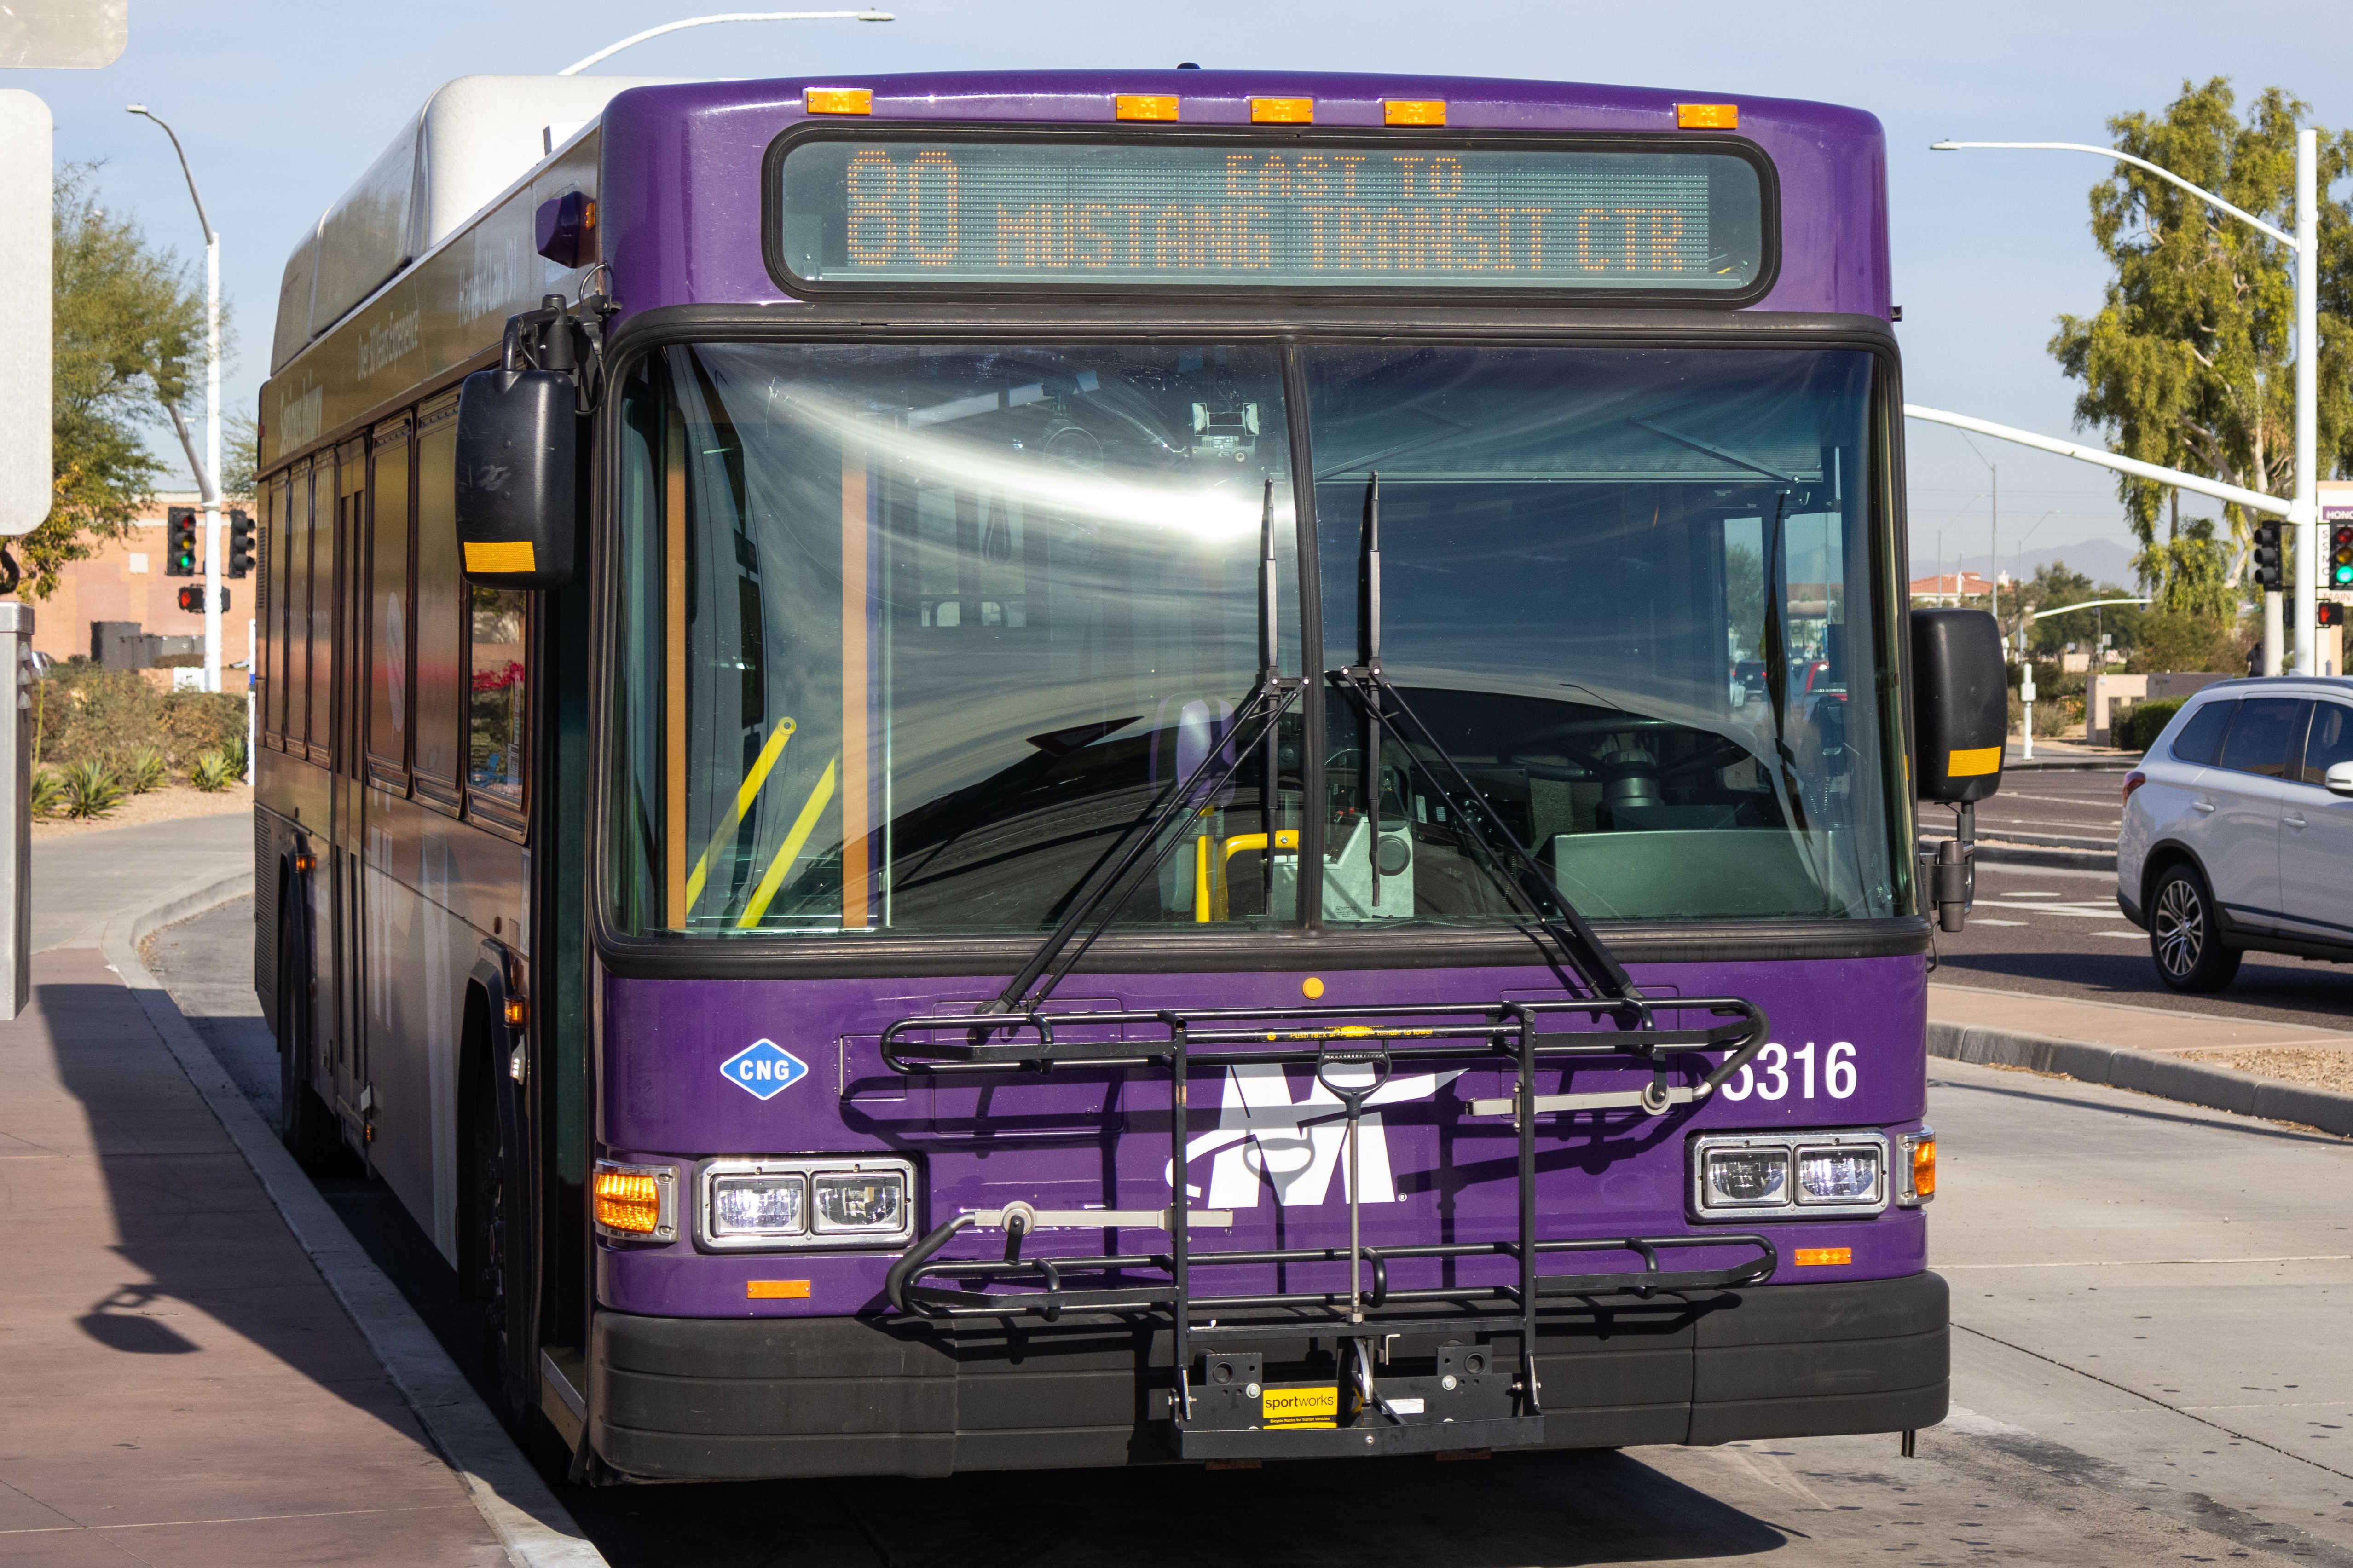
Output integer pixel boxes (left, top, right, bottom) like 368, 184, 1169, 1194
590, 1270, 1948, 1479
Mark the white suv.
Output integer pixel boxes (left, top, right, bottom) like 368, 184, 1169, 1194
2119, 678, 2353, 991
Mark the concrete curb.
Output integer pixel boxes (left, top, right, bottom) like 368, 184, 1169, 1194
1928, 1019, 2353, 1138
102, 874, 607, 1568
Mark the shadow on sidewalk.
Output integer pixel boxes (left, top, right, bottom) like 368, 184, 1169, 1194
37, 972, 420, 1435
1936, 948, 2353, 1026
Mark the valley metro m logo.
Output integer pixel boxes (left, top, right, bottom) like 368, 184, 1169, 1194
1170, 1062, 1462, 1207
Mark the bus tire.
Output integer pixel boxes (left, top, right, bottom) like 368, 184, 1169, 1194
2149, 862, 2241, 993
274, 907, 337, 1170
462, 1012, 535, 1429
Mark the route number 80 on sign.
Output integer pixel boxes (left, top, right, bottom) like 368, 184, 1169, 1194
1719, 1042, 1856, 1101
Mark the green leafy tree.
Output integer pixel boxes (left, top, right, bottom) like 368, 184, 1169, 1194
2048, 80, 2353, 606
31, 167, 209, 598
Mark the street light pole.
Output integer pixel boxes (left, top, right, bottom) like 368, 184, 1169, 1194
127, 104, 221, 695
1934, 135, 2319, 676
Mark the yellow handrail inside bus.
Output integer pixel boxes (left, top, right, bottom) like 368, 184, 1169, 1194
736, 757, 839, 929
685, 717, 797, 910
1195, 828, 1299, 923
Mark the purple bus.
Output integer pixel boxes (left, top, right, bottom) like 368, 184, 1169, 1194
254, 66, 2004, 1482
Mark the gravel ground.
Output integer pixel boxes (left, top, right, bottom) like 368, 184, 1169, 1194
33, 781, 252, 839
2181, 1045, 2353, 1094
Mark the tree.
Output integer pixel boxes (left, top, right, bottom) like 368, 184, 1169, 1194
2048, 81, 2353, 607
30, 167, 208, 599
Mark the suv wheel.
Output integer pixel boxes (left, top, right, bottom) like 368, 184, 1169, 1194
2150, 864, 2242, 993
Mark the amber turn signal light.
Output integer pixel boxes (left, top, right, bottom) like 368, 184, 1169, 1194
593, 1169, 662, 1234
1909, 1136, 1937, 1200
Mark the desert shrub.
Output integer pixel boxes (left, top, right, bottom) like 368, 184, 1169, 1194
188, 749, 237, 793
121, 745, 168, 794
2120, 698, 2185, 753
61, 759, 123, 819
29, 768, 63, 818
34, 666, 248, 771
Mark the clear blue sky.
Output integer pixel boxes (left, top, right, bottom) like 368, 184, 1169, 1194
10, 0, 2353, 586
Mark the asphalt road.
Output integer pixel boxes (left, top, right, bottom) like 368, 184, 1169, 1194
1930, 766, 2353, 1027
147, 896, 2353, 1567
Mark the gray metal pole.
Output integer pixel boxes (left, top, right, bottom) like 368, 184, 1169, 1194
0, 602, 32, 1020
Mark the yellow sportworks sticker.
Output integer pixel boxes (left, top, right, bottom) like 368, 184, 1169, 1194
1260, 1384, 1338, 1429
1947, 746, 2001, 778
464, 540, 536, 575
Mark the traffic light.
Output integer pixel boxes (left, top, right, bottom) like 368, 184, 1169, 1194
176, 586, 228, 614
226, 509, 254, 578
2321, 602, 2346, 629
164, 507, 199, 577
2253, 519, 2284, 592
2333, 519, 2353, 589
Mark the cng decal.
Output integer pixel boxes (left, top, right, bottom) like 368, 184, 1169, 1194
721, 1039, 808, 1101
1168, 1061, 1461, 1207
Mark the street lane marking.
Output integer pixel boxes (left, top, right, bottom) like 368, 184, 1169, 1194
2003, 891, 2060, 898
1943, 1254, 2353, 1270
2094, 930, 2145, 938
1969, 918, 2026, 926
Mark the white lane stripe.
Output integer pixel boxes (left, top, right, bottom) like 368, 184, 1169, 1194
1968, 918, 2026, 926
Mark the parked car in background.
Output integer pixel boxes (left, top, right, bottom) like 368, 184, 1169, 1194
2117, 677, 2353, 990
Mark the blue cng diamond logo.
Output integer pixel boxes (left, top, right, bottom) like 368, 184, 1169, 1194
720, 1039, 808, 1101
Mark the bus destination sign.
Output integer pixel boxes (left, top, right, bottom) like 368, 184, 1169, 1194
775, 138, 1768, 294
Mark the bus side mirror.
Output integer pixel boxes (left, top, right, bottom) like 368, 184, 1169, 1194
1911, 607, 2005, 933
455, 364, 576, 588
1912, 607, 2005, 804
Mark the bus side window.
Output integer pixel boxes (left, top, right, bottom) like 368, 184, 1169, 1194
256, 475, 277, 744
466, 583, 527, 815
292, 460, 316, 755
307, 461, 335, 761
412, 398, 464, 804
366, 418, 414, 789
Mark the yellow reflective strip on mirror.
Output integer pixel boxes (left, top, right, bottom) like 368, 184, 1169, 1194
1947, 746, 2001, 778
463, 540, 535, 574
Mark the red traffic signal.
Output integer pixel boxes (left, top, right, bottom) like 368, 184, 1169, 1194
176, 586, 228, 614
2321, 602, 2346, 629
165, 507, 199, 576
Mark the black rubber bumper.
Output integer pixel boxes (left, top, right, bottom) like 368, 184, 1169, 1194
590, 1272, 1948, 1480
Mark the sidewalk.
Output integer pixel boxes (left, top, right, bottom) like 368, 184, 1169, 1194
0, 818, 535, 1564
1927, 981, 2353, 1136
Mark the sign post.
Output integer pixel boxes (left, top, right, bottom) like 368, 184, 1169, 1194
0, 92, 52, 1022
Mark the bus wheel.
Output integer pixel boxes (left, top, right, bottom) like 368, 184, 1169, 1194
274, 914, 336, 1169
465, 1069, 533, 1427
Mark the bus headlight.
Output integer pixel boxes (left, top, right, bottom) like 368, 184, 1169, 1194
710, 1172, 807, 1238
1795, 1145, 1883, 1204
813, 1170, 907, 1234
697, 1157, 916, 1251
1703, 1147, 1789, 1206
1689, 1131, 1890, 1220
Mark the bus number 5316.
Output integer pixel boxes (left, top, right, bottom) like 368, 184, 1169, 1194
1720, 1041, 1856, 1101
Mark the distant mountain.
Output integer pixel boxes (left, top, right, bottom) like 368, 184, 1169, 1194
1915, 536, 2141, 590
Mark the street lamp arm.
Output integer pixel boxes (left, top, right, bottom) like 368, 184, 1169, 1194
1930, 140, 2295, 249
159, 400, 217, 507
2023, 597, 2151, 625
1904, 404, 2293, 519
123, 105, 213, 242
558, 10, 892, 75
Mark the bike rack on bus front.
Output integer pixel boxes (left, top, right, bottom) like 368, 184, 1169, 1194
877, 995, 1775, 1459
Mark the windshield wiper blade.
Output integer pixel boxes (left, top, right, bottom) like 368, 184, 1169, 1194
990, 479, 1296, 1015
1330, 473, 1640, 1003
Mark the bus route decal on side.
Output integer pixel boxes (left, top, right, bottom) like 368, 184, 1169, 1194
721, 1039, 809, 1101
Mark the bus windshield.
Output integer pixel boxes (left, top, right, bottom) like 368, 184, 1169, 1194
607, 341, 1903, 938
1306, 346, 1901, 924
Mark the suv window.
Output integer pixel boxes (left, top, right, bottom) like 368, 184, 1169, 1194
2170, 699, 2236, 765
2301, 702, 2353, 784
2216, 697, 2306, 778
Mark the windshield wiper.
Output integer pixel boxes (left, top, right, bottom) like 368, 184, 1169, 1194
1330, 473, 1642, 1004
989, 479, 1297, 1014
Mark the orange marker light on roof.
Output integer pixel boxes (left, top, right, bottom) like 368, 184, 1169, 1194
804, 87, 872, 116
1116, 94, 1179, 121
1251, 97, 1313, 124
1676, 103, 1739, 129
1384, 99, 1446, 127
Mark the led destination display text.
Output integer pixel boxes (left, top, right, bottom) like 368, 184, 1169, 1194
775, 138, 1767, 292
